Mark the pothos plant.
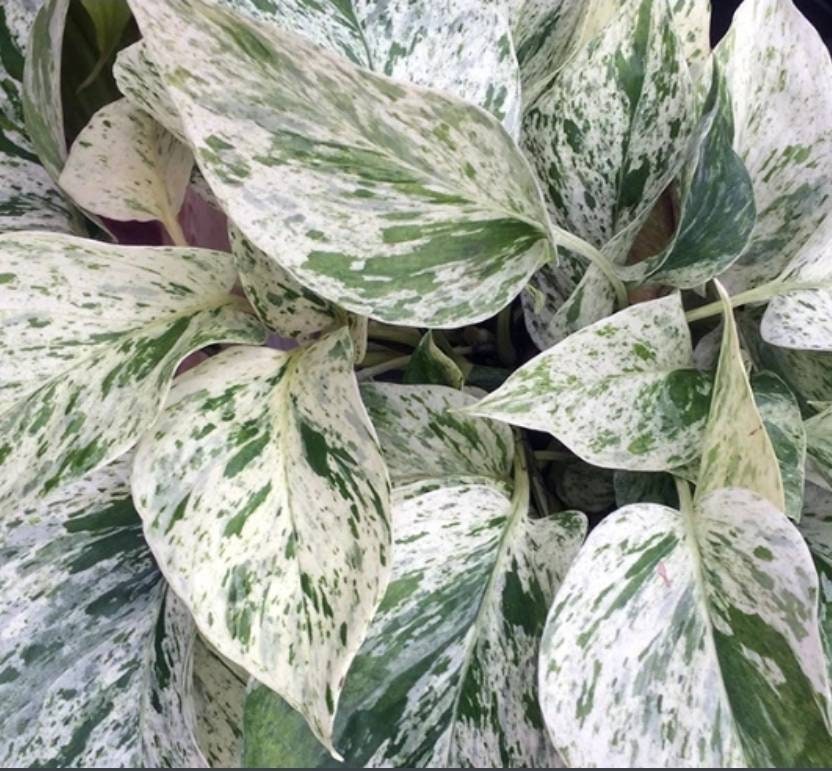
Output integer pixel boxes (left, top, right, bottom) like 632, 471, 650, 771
3, 0, 832, 766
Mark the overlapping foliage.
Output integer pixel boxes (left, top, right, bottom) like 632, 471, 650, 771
3, 0, 832, 767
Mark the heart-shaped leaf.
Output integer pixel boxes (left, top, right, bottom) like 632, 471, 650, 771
0, 231, 265, 515
539, 486, 832, 767
128, 0, 554, 327
243, 383, 584, 766
617, 60, 756, 288
0, 458, 218, 766
0, 2, 75, 233
132, 329, 392, 753
60, 98, 194, 242
718, 0, 832, 293
468, 294, 712, 471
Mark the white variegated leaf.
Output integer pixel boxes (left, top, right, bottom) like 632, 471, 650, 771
807, 406, 832, 491
191, 636, 247, 767
242, 383, 580, 766
617, 59, 756, 288
0, 231, 265, 515
0, 2, 74, 232
129, 0, 554, 327
60, 98, 194, 241
540, 487, 832, 767
801, 486, 832, 685
113, 40, 186, 141
359, 382, 514, 486
523, 0, 695, 251
132, 330, 392, 752
760, 214, 832, 352
719, 0, 832, 293
0, 459, 209, 767
740, 309, 832, 410
244, 481, 586, 767
21, 0, 70, 182
752, 371, 806, 520
696, 282, 785, 510
509, 0, 617, 108
522, 260, 615, 349
468, 294, 712, 471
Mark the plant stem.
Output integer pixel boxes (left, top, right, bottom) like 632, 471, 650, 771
674, 477, 694, 512
553, 228, 629, 310
684, 279, 832, 323
357, 354, 412, 380
163, 214, 189, 247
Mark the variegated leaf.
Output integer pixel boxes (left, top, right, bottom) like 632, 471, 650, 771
203, 0, 522, 135
60, 98, 194, 242
0, 459, 209, 767
719, 0, 832, 293
21, 0, 69, 181
807, 406, 832, 491
523, 0, 694, 251
801, 485, 832, 685
131, 329, 392, 752
0, 231, 265, 515
618, 59, 756, 288
113, 40, 186, 141
509, 0, 616, 108
467, 294, 712, 471
539, 487, 832, 766
402, 331, 464, 389
752, 371, 806, 520
740, 308, 832, 410
522, 258, 616, 349
760, 214, 832, 352
191, 636, 247, 767
129, 0, 554, 327
360, 382, 514, 486
670, 0, 710, 76
696, 282, 784, 510
0, 2, 75, 232
244, 474, 586, 766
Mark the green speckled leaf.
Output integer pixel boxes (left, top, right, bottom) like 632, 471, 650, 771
618, 60, 756, 288
522, 259, 616, 349
800, 487, 832, 685
751, 371, 806, 521
696, 282, 785, 510
0, 231, 265, 515
613, 469, 679, 508
402, 331, 464, 389
807, 405, 832, 491
719, 0, 832, 293
0, 459, 209, 766
468, 294, 712, 471
113, 40, 186, 141
509, 0, 616, 108
523, 0, 694, 251
243, 400, 586, 766
360, 382, 514, 486
760, 215, 832, 352
230, 223, 366, 362
60, 98, 194, 239
21, 0, 69, 181
209, 0, 522, 135
129, 0, 553, 327
131, 329, 391, 753
539, 486, 832, 766
0, 2, 75, 232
